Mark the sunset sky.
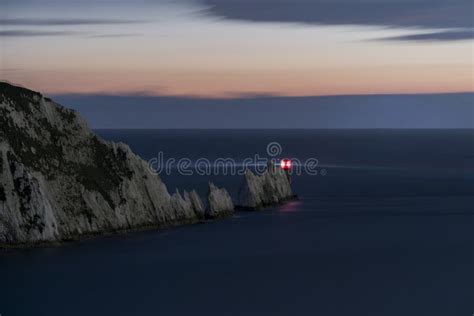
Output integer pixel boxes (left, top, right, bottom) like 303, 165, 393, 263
1, 0, 473, 98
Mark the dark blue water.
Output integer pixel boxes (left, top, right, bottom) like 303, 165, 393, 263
1, 129, 473, 316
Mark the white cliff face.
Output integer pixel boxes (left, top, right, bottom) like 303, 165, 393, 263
0, 145, 59, 243
206, 182, 234, 218
237, 162, 295, 210
0, 82, 207, 246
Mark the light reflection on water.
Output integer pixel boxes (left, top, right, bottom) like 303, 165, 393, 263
277, 200, 303, 213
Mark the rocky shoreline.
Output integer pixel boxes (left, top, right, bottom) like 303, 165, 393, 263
0, 82, 296, 248
0, 217, 201, 249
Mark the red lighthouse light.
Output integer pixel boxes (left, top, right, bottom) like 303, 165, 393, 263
280, 158, 292, 170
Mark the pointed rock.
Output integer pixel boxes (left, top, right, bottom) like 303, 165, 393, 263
184, 190, 205, 220
170, 189, 197, 222
238, 161, 295, 210
206, 182, 234, 219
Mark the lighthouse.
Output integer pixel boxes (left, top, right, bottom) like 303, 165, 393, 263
280, 158, 292, 182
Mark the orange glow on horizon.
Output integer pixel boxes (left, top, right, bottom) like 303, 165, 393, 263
2, 64, 472, 98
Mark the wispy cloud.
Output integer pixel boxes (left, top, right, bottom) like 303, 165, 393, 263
0, 30, 77, 37
87, 33, 143, 38
201, 0, 474, 41
0, 68, 21, 72
378, 29, 474, 42
0, 18, 147, 26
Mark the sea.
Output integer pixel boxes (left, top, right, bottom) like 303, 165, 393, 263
1, 129, 473, 316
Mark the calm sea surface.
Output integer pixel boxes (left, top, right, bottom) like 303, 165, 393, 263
1, 129, 473, 316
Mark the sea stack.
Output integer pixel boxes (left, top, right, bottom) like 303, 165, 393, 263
0, 82, 207, 246
237, 162, 295, 210
206, 182, 234, 218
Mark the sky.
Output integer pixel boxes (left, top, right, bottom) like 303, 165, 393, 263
1, 0, 473, 98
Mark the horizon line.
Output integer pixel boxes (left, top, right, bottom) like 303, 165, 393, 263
49, 90, 474, 100
2, 80, 472, 101
92, 127, 474, 130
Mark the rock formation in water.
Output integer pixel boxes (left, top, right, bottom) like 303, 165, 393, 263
206, 182, 234, 218
184, 190, 206, 220
0, 82, 209, 246
237, 162, 295, 210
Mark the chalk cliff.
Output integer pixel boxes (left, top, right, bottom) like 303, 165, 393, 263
0, 82, 208, 246
0, 82, 297, 247
237, 162, 295, 210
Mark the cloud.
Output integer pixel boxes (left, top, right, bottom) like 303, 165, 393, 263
0, 30, 77, 37
0, 68, 21, 72
0, 18, 148, 38
201, 0, 473, 30
0, 18, 146, 26
0, 30, 144, 39
86, 33, 143, 38
379, 29, 474, 42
